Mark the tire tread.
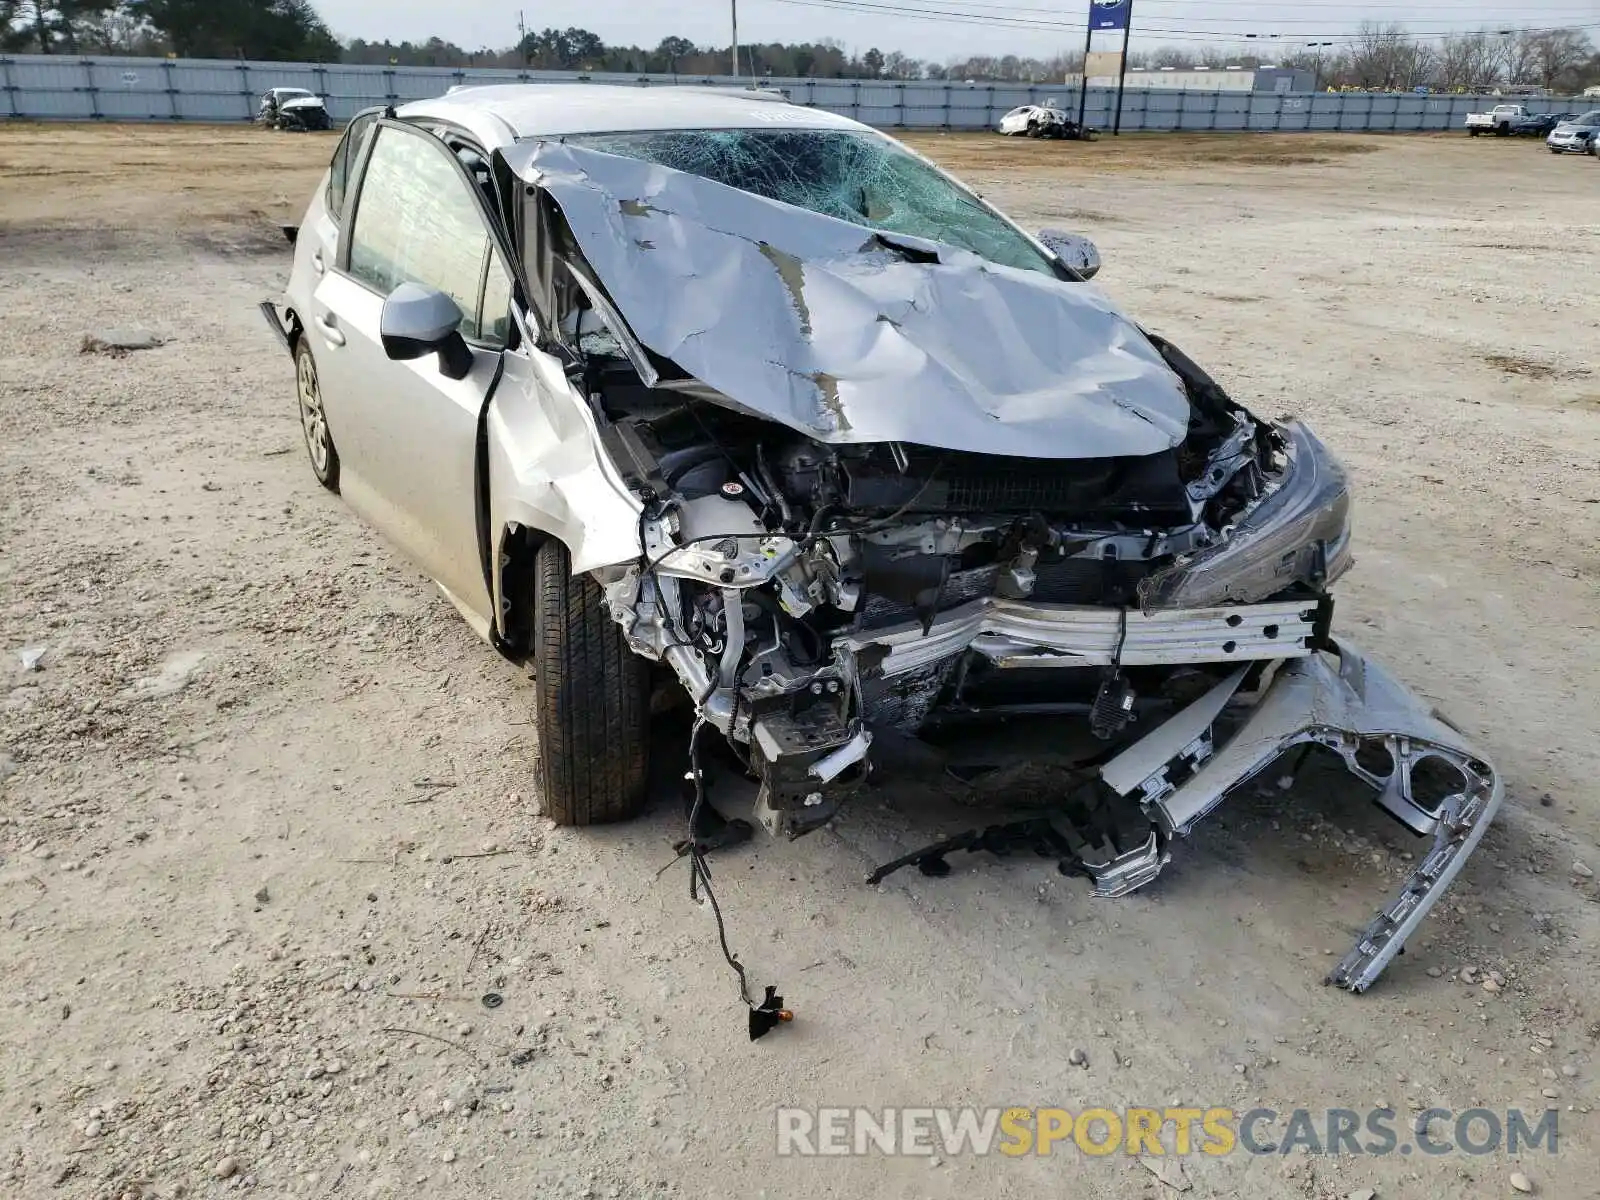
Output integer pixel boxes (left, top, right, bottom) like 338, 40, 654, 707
533, 541, 649, 825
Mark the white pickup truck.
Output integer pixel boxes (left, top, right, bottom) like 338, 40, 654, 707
1465, 104, 1529, 136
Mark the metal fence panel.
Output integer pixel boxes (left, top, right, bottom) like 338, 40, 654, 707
322, 67, 391, 101
0, 55, 1588, 133
168, 89, 236, 122
168, 61, 247, 97
243, 63, 319, 93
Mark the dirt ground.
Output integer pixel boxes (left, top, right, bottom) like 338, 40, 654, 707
1, 123, 1597, 1200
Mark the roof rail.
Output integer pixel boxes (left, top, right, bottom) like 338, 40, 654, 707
669, 84, 793, 103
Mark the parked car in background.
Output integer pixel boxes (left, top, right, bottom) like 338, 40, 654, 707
258, 87, 331, 132
1510, 111, 1567, 137
1547, 110, 1600, 153
1465, 103, 1529, 135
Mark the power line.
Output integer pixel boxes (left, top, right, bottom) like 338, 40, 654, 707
827, 0, 1597, 14
1124, 0, 1594, 8
760, 0, 1600, 42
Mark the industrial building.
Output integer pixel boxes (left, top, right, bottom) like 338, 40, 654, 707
1069, 66, 1316, 92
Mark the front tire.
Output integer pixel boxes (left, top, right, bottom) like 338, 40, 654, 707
532, 540, 650, 826
294, 339, 339, 492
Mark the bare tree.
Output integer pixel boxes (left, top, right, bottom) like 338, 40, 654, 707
1496, 31, 1540, 86
881, 50, 922, 80
1436, 31, 1499, 92
1348, 22, 1412, 89
1526, 28, 1591, 90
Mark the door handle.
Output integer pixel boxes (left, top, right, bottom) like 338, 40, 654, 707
311, 250, 326, 275
312, 312, 345, 347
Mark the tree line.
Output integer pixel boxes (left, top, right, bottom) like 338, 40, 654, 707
4, 3, 1597, 94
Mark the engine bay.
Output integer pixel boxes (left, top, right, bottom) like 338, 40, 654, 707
559, 279, 1342, 847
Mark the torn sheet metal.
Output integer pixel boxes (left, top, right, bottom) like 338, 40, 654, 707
504, 140, 1192, 460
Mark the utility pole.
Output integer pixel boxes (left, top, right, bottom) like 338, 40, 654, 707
731, 0, 739, 78
1113, 0, 1134, 135
1076, 21, 1092, 129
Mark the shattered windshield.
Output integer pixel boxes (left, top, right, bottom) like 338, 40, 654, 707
565, 128, 1058, 276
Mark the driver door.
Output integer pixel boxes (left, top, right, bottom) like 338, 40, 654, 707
308, 120, 516, 626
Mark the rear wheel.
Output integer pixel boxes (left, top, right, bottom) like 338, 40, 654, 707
294, 340, 339, 492
532, 539, 650, 826
1469, 128, 1480, 137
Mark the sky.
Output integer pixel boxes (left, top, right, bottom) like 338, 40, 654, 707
314, 1, 1600, 62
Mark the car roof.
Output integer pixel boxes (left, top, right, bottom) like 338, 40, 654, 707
397, 83, 866, 148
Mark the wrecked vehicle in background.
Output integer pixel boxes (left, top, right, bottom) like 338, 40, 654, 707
998, 101, 1099, 140
263, 85, 1500, 997
258, 87, 332, 132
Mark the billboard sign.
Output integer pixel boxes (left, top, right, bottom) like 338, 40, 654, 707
1089, 0, 1131, 32
1084, 50, 1124, 81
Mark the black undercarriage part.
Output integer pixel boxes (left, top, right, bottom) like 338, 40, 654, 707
864, 779, 1156, 890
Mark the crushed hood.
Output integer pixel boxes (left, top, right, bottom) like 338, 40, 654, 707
506, 141, 1192, 460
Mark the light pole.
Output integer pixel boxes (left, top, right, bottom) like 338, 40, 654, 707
731, 0, 739, 78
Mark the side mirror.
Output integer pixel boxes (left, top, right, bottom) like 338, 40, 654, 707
380, 283, 473, 380
1037, 229, 1102, 280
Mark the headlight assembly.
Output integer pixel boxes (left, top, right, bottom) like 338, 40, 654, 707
1140, 420, 1353, 611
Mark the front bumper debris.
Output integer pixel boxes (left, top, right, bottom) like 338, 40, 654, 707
259, 300, 292, 352
1102, 639, 1501, 992
868, 640, 1500, 994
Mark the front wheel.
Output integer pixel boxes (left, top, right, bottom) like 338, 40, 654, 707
531, 539, 650, 826
294, 340, 340, 492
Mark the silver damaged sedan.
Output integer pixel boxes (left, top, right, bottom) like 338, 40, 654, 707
263, 85, 1501, 993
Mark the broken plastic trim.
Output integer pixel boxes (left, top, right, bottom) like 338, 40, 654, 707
1140, 421, 1353, 612
872, 641, 1500, 994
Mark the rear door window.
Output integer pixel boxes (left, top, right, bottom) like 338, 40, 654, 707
326, 112, 379, 225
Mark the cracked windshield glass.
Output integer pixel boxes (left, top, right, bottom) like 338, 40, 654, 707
567, 128, 1057, 275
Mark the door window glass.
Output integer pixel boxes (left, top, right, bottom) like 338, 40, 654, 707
479, 249, 515, 348
326, 112, 377, 225
347, 125, 489, 333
